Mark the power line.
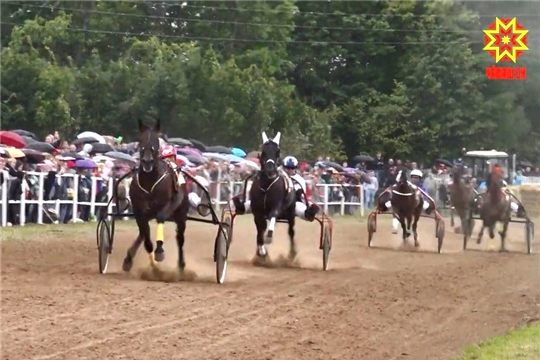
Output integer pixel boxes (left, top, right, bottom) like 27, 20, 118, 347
1, 21, 481, 45
124, 1, 540, 19
3, 2, 539, 35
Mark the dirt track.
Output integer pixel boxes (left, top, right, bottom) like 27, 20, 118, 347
2, 217, 539, 360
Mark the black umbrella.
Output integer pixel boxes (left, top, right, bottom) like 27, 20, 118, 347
188, 138, 207, 152
72, 137, 100, 146
104, 151, 137, 167
26, 141, 55, 153
435, 159, 454, 167
59, 152, 85, 160
21, 136, 37, 145
322, 161, 344, 172
353, 154, 374, 162
168, 137, 193, 146
22, 148, 46, 163
206, 145, 231, 154
517, 159, 533, 167
90, 143, 114, 154
186, 154, 207, 165
11, 129, 37, 139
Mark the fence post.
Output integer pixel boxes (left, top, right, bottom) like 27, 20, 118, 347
20, 178, 27, 226
90, 176, 97, 217
360, 184, 364, 217
37, 172, 45, 224
340, 185, 345, 215
107, 177, 114, 219
323, 184, 329, 214
72, 174, 79, 223
1, 171, 7, 226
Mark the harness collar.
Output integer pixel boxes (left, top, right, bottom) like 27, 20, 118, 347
136, 166, 169, 195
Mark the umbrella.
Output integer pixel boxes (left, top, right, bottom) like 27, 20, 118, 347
3, 147, 25, 158
22, 149, 46, 163
21, 136, 37, 145
225, 154, 244, 163
75, 159, 98, 169
168, 137, 193, 146
188, 138, 206, 152
206, 145, 230, 154
0, 131, 25, 148
177, 147, 201, 156
186, 154, 207, 165
104, 151, 137, 166
90, 143, 114, 154
247, 151, 260, 158
517, 160, 533, 167
203, 152, 228, 162
77, 131, 106, 144
176, 155, 194, 167
92, 155, 114, 163
241, 159, 260, 170
353, 154, 374, 162
246, 157, 260, 165
59, 152, 85, 160
11, 129, 37, 139
322, 161, 344, 172
26, 141, 55, 153
231, 147, 246, 157
72, 137, 100, 146
344, 167, 356, 174
435, 159, 454, 167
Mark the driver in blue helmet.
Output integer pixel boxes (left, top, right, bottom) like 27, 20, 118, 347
282, 156, 319, 221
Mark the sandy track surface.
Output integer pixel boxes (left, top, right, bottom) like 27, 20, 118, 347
2, 217, 539, 360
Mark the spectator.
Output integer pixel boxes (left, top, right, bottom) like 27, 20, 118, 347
363, 171, 378, 209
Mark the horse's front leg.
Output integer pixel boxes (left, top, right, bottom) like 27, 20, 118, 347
412, 215, 420, 248
401, 219, 408, 245
499, 219, 510, 252
287, 215, 297, 261
254, 215, 268, 257
405, 216, 412, 240
265, 208, 280, 245
476, 223, 485, 244
123, 215, 148, 272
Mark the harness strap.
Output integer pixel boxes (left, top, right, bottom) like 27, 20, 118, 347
136, 172, 168, 195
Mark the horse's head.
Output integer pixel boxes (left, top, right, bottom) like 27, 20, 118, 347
396, 168, 409, 187
138, 118, 161, 173
259, 131, 281, 179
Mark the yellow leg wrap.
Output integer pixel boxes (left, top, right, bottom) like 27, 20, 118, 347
156, 223, 164, 242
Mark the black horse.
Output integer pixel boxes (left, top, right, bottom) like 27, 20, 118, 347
122, 119, 190, 273
391, 168, 424, 247
236, 132, 298, 259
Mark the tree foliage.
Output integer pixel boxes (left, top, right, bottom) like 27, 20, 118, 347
1, 0, 539, 162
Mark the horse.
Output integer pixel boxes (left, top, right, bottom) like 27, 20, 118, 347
449, 166, 476, 249
249, 132, 297, 259
475, 170, 511, 251
121, 119, 190, 273
391, 168, 424, 247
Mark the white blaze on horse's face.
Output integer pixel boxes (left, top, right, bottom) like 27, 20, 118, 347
396, 170, 402, 182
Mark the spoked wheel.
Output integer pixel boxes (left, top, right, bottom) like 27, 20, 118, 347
526, 221, 534, 254
97, 219, 112, 274
436, 220, 445, 254
367, 213, 377, 247
214, 219, 231, 284
322, 225, 331, 271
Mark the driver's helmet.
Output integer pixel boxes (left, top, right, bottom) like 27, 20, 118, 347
160, 144, 176, 159
283, 156, 299, 170
410, 169, 423, 179
502, 180, 508, 187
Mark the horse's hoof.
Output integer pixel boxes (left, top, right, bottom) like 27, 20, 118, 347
264, 231, 274, 244
154, 248, 165, 262
391, 229, 398, 234
414, 241, 420, 248
288, 250, 297, 261
256, 246, 268, 257
499, 248, 509, 253
122, 256, 133, 272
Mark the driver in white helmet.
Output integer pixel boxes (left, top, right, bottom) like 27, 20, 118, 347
502, 180, 524, 216
282, 156, 319, 221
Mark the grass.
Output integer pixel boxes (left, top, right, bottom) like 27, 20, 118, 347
458, 322, 540, 360
0, 213, 367, 242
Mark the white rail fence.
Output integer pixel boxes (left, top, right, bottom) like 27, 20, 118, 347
430, 173, 540, 185
0, 171, 365, 226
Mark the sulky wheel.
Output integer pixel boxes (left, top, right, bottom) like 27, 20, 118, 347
436, 220, 445, 254
526, 221, 534, 255
214, 221, 231, 284
97, 219, 112, 274
367, 213, 377, 248
322, 224, 331, 271
450, 206, 455, 227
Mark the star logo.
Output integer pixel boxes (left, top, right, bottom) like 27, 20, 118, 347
483, 17, 529, 63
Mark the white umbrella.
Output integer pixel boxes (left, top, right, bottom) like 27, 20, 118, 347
241, 159, 260, 170
77, 131, 106, 144
203, 152, 228, 162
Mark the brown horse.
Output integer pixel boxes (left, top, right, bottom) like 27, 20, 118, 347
449, 166, 476, 250
122, 119, 190, 273
475, 169, 511, 251
391, 169, 424, 247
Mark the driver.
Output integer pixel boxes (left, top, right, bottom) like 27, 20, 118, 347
409, 169, 433, 215
502, 180, 525, 217
159, 144, 210, 216
282, 156, 319, 221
